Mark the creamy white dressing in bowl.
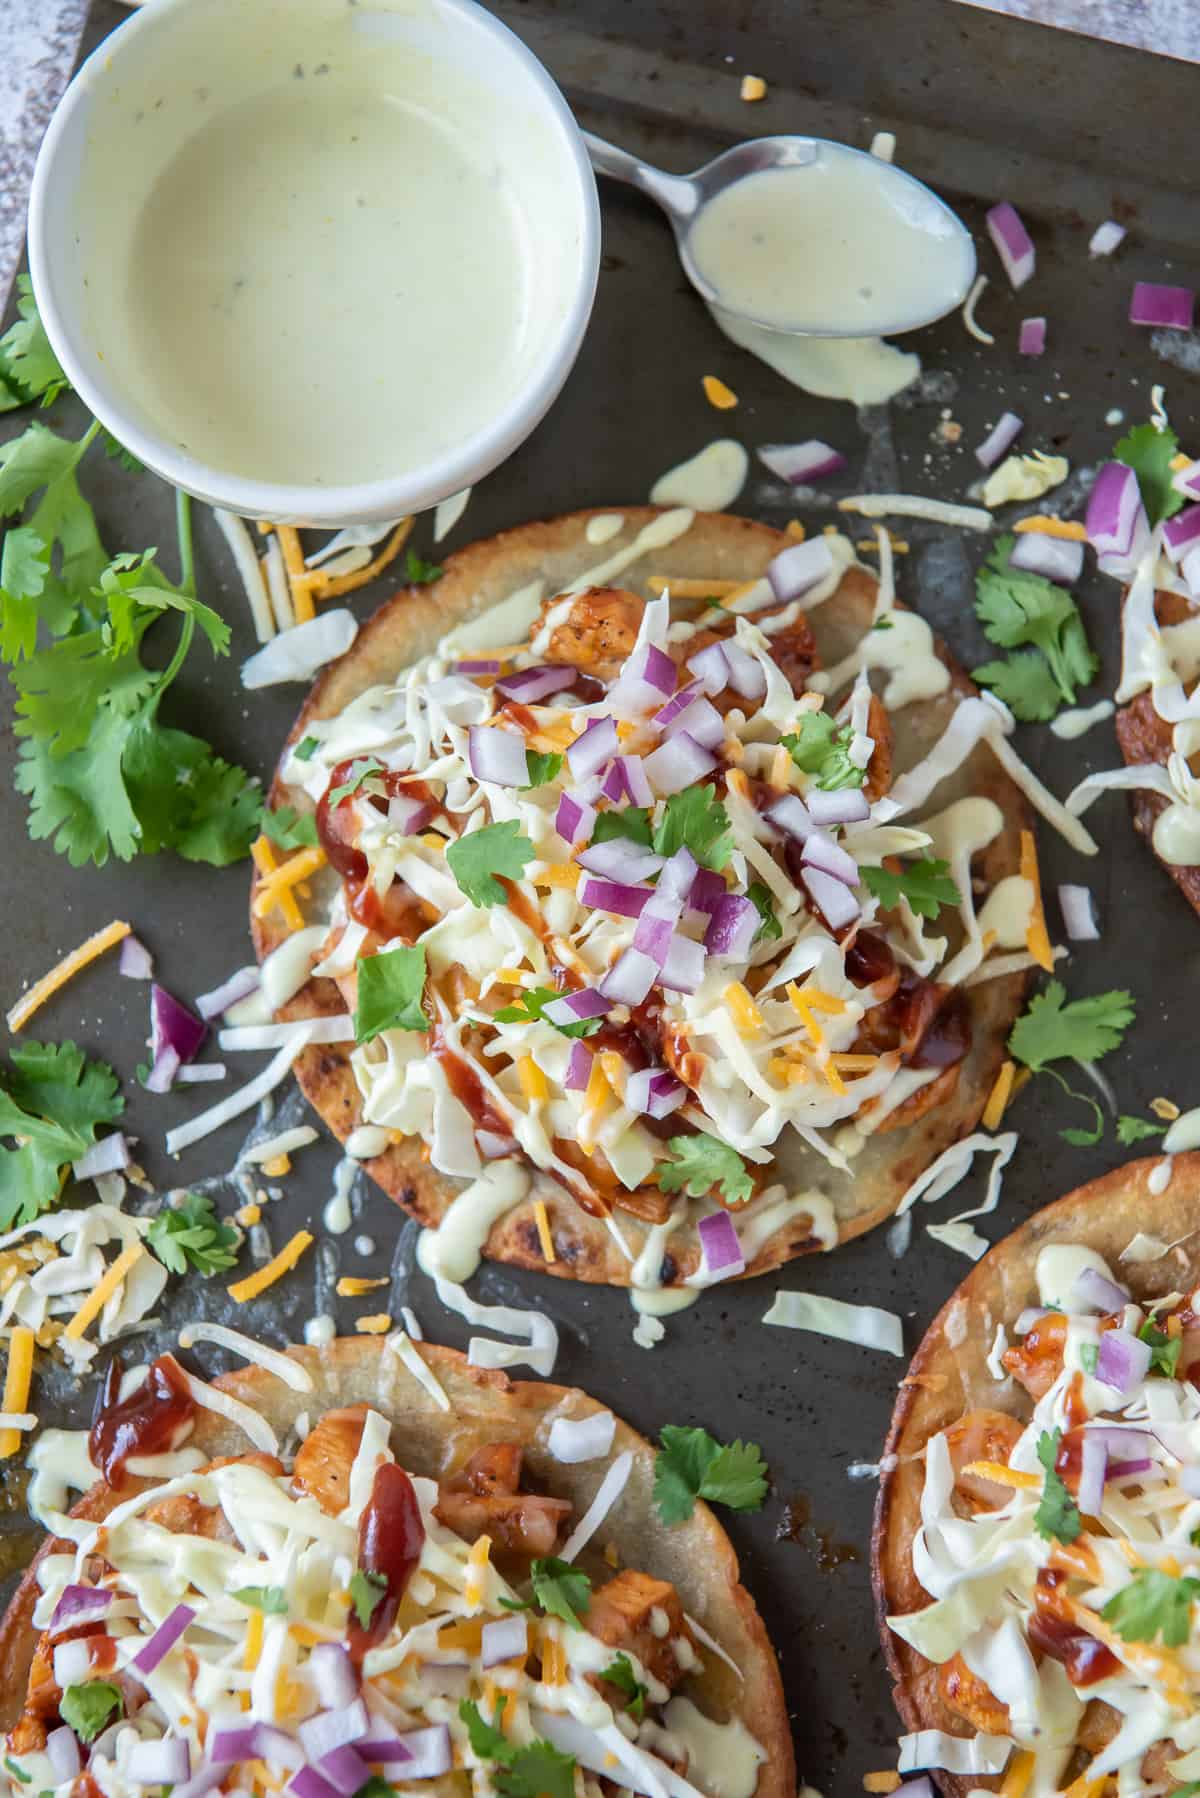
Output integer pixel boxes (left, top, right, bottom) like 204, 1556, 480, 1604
29, 0, 599, 524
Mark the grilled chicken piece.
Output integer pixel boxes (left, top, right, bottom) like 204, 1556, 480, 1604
1003, 1314, 1067, 1401
292, 1405, 368, 1516
942, 1409, 1025, 1512
145, 1453, 284, 1541
541, 587, 645, 681
862, 694, 893, 801
435, 1444, 572, 1557
938, 1652, 1011, 1734
585, 1569, 690, 1691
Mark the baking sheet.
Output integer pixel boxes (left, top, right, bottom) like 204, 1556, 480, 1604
3, 0, 1200, 1787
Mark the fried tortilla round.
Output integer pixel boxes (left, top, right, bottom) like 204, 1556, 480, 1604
254, 507, 1030, 1284
872, 1151, 1200, 1798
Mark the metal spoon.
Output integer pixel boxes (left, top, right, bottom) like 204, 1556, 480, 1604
583, 131, 976, 339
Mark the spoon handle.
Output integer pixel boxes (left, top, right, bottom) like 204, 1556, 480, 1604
581, 131, 698, 221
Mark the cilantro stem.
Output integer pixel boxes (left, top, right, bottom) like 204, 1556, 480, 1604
175, 489, 195, 596
77, 419, 101, 461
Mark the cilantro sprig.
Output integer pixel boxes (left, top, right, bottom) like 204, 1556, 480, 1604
652, 786, 733, 871
59, 1683, 122, 1744
529, 1558, 591, 1629
1116, 1115, 1164, 1146
592, 806, 652, 847
657, 1133, 754, 1207
971, 535, 1097, 722
354, 946, 429, 1044
1008, 983, 1136, 1144
494, 986, 601, 1039
232, 1586, 288, 1614
446, 820, 535, 907
601, 1653, 647, 1720
405, 549, 443, 585
1115, 422, 1186, 527
1102, 1567, 1200, 1646
781, 714, 865, 791
328, 758, 385, 807
1033, 1428, 1081, 1544
0, 1040, 123, 1229
146, 1193, 239, 1276
861, 858, 961, 921
653, 1425, 769, 1525
1138, 1318, 1183, 1379
0, 276, 67, 410
747, 881, 782, 943
459, 1702, 577, 1798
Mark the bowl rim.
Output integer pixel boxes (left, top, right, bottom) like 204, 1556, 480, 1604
27, 0, 601, 525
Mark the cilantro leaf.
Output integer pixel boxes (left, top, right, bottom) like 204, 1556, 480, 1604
1138, 1319, 1183, 1379
295, 736, 320, 763
460, 1701, 510, 1762
349, 1568, 388, 1629
354, 946, 429, 1044
232, 1586, 288, 1614
653, 1425, 769, 1526
1079, 1343, 1099, 1374
60, 1683, 122, 1744
523, 750, 564, 789
1116, 1115, 1164, 1145
0, 1041, 123, 1229
1115, 422, 1186, 526
459, 1702, 578, 1798
494, 985, 602, 1039
861, 858, 961, 921
592, 806, 652, 847
1102, 1567, 1200, 1646
146, 1193, 239, 1276
259, 805, 319, 850
4, 1757, 30, 1785
0, 278, 68, 409
657, 1133, 754, 1208
166, 753, 265, 866
0, 526, 51, 659
601, 1653, 647, 1720
1033, 1428, 1081, 1544
1008, 983, 1135, 1072
328, 758, 385, 807
530, 1558, 591, 1630
972, 650, 1064, 724
747, 881, 782, 943
354, 1780, 399, 1798
972, 536, 1097, 712
446, 819, 535, 907
405, 549, 443, 585
652, 786, 733, 870
781, 714, 865, 791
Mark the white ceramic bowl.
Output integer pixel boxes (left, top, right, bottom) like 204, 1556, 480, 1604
28, 0, 600, 526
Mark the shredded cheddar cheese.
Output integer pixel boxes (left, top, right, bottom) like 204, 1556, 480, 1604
261, 1153, 291, 1178
982, 1059, 1017, 1131
335, 1276, 389, 1297
531, 865, 579, 890
237, 1203, 263, 1227
961, 1461, 1040, 1490
308, 517, 415, 602
541, 1634, 568, 1685
702, 375, 739, 409
251, 844, 327, 924
517, 1055, 549, 1102
0, 1327, 35, 1459
534, 1199, 556, 1263
243, 1610, 265, 1671
646, 575, 742, 599
724, 981, 763, 1035
1019, 830, 1054, 973
739, 74, 767, 101
785, 520, 806, 542
64, 1242, 144, 1341
354, 1314, 392, 1335
228, 1231, 314, 1303
998, 1751, 1035, 1798
251, 837, 303, 931
464, 1534, 492, 1610
1012, 515, 1088, 540
7, 919, 132, 1033
863, 1776, 901, 1796
1152, 1096, 1180, 1120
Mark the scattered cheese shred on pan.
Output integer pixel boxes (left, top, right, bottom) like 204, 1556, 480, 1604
702, 374, 738, 409
7, 919, 131, 1033
0, 1327, 35, 1458
273, 526, 314, 624
228, 1230, 314, 1302
64, 1242, 144, 1341
862, 1775, 901, 1796
336, 1275, 389, 1297
739, 74, 767, 101
293, 517, 415, 604
1012, 514, 1087, 540
982, 1058, 1016, 1131
1019, 829, 1054, 972
785, 520, 806, 542
355, 1314, 392, 1335
534, 1199, 556, 1263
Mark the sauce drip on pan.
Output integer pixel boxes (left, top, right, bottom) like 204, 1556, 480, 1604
90, 1354, 196, 1489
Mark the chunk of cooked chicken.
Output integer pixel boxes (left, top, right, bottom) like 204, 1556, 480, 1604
1002, 1314, 1067, 1401
145, 1453, 284, 1541
585, 1569, 690, 1691
435, 1443, 572, 1557
938, 1652, 1010, 1734
291, 1405, 367, 1516
942, 1409, 1025, 1512
541, 587, 644, 680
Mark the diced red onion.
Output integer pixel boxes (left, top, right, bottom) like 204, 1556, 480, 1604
173, 1763, 235, 1798
802, 865, 860, 930
71, 1134, 131, 1182
802, 829, 859, 887
543, 988, 612, 1027
555, 792, 596, 848
298, 1701, 370, 1762
640, 644, 677, 697
195, 967, 260, 1020
688, 641, 731, 694
468, 724, 529, 787
757, 440, 846, 484
119, 935, 154, 980
598, 947, 659, 1006
617, 755, 654, 808
567, 717, 619, 780
128, 1741, 192, 1785
805, 788, 870, 827
45, 1728, 81, 1782
643, 731, 718, 795
654, 680, 704, 731
577, 839, 663, 883
355, 1740, 416, 1765
317, 1747, 371, 1796
144, 1045, 181, 1095
53, 1640, 93, 1688
289, 1770, 341, 1798
494, 664, 576, 703
698, 1210, 745, 1279
1009, 531, 1084, 584
208, 1728, 261, 1763
704, 894, 759, 960
766, 537, 834, 603
1073, 1266, 1130, 1315
50, 1585, 114, 1633
688, 869, 726, 914
564, 1042, 593, 1091
633, 908, 679, 967
454, 659, 501, 675
975, 410, 1023, 470
1058, 883, 1099, 941
660, 936, 707, 993
1077, 1433, 1106, 1518
663, 695, 725, 751
481, 1615, 528, 1668
152, 985, 207, 1065
1087, 461, 1149, 576
579, 876, 653, 918
1108, 1456, 1154, 1480
722, 641, 767, 701
601, 761, 626, 803
986, 201, 1035, 289
311, 1643, 358, 1709
1089, 220, 1125, 258
1173, 459, 1200, 502
658, 846, 700, 905
1018, 316, 1046, 357
390, 1727, 452, 1781
1094, 1328, 1151, 1394
386, 793, 433, 836
1163, 504, 1200, 563
1130, 282, 1194, 329
1081, 1424, 1150, 1457
765, 794, 815, 842
624, 1068, 687, 1119
131, 1601, 195, 1676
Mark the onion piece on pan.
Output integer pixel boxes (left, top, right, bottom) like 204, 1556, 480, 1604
1018, 316, 1046, 357
757, 440, 846, 484
975, 411, 1022, 470
1009, 530, 1084, 584
1129, 281, 1194, 329
1089, 220, 1125, 258
119, 935, 154, 980
1058, 883, 1099, 941
986, 201, 1036, 289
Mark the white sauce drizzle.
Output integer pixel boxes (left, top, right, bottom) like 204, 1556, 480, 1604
259, 926, 326, 1011
661, 1698, 765, 1798
709, 305, 919, 405
1164, 1107, 1200, 1153
1148, 1156, 1175, 1196
1035, 1244, 1115, 1311
1050, 699, 1115, 741
417, 1160, 531, 1284
649, 440, 749, 512
585, 512, 626, 545
323, 1156, 358, 1235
